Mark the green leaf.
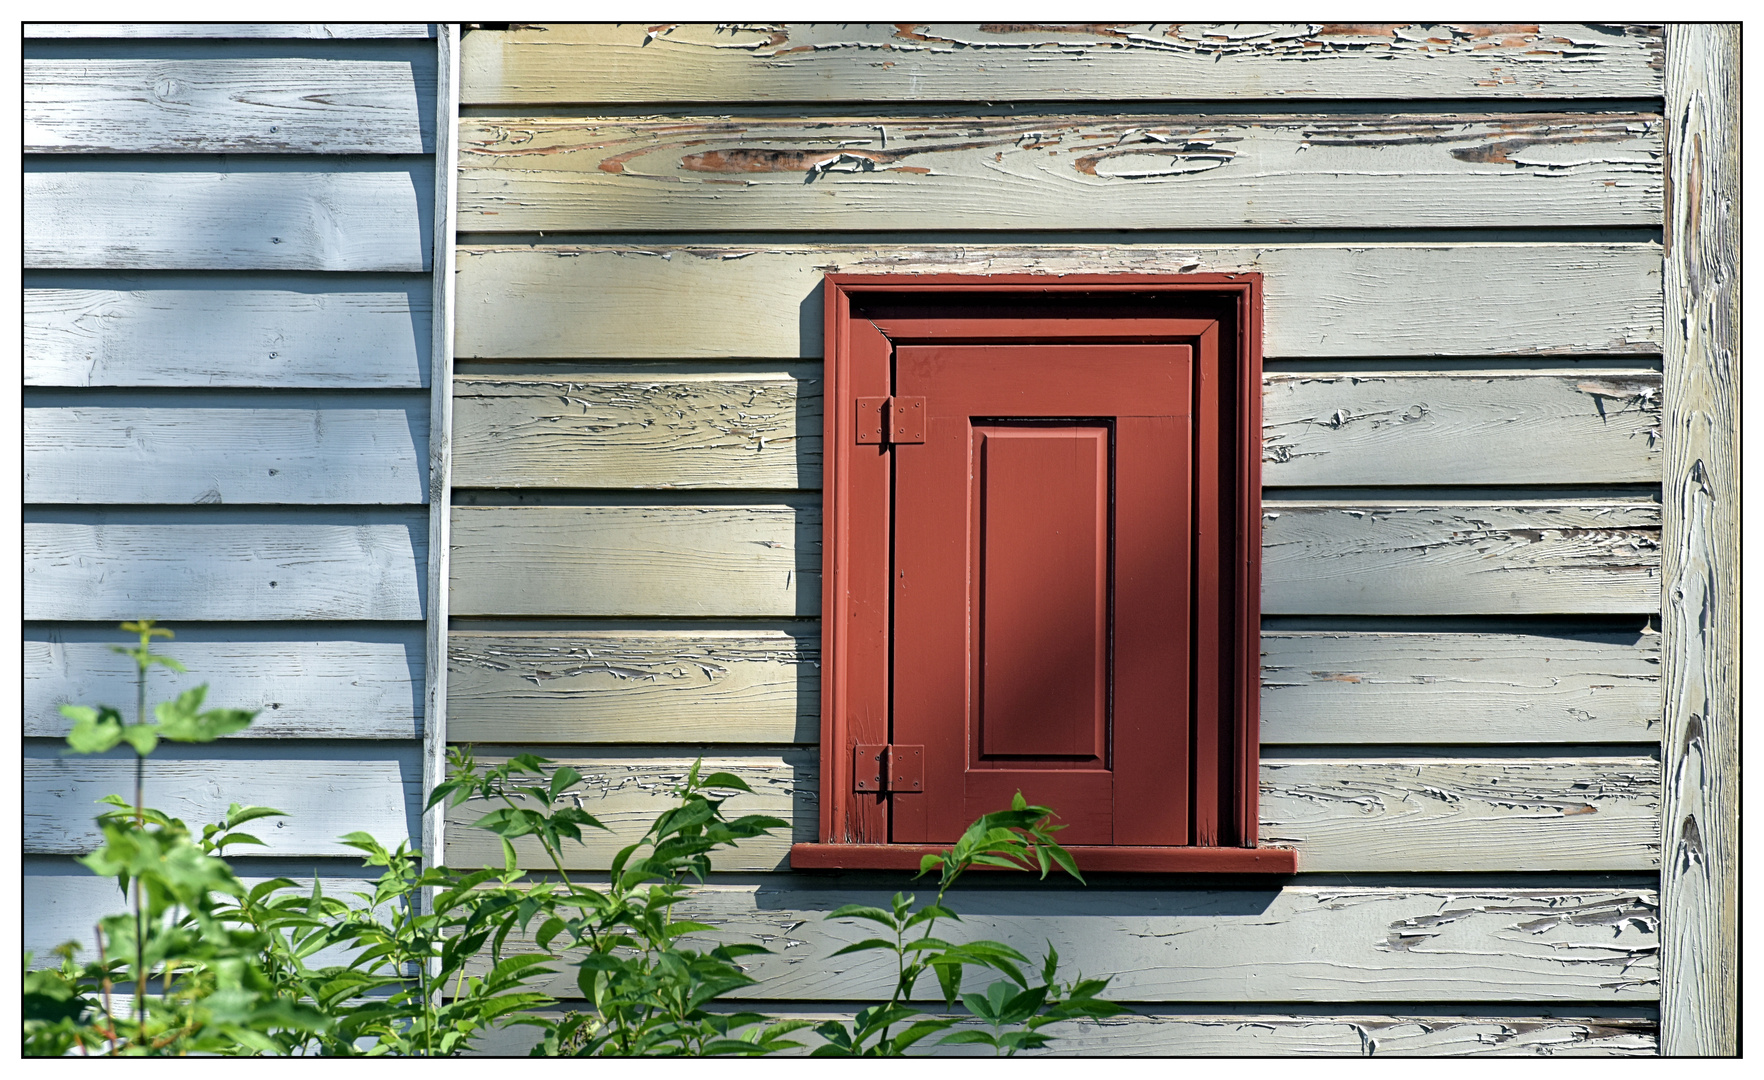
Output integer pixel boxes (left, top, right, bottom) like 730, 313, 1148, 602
62, 705, 124, 754
827, 938, 899, 959
698, 771, 753, 794
938, 1030, 999, 1047
825, 904, 899, 931
117, 723, 159, 756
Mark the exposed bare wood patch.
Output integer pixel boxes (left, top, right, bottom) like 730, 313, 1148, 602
460, 24, 1663, 104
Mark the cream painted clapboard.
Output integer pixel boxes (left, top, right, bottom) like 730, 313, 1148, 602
450, 504, 817, 617
25, 514, 427, 621
25, 162, 432, 271
443, 751, 1657, 872
454, 244, 1663, 360
25, 276, 432, 388
24, 395, 429, 505
24, 742, 421, 856
448, 630, 817, 744
452, 370, 821, 490
26, 55, 437, 154
457, 113, 1661, 232
1261, 630, 1660, 744
27, 24, 434, 39
460, 24, 1664, 103
25, 627, 424, 740
467, 882, 1658, 1003
1263, 372, 1663, 486
1263, 501, 1660, 615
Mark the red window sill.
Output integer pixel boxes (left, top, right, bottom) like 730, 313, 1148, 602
789, 844, 1297, 874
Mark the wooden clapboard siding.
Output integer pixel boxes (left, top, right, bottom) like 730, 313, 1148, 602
448, 630, 817, 744
24, 393, 429, 505
443, 751, 1656, 872
23, 740, 421, 856
467, 881, 1658, 1003
1263, 501, 1660, 615
24, 513, 427, 621
1262, 630, 1660, 745
454, 244, 1663, 360
25, 275, 431, 388
450, 505, 818, 617
459, 24, 1664, 104
28, 24, 434, 39
25, 161, 433, 271
457, 113, 1661, 232
24, 625, 424, 740
27, 54, 437, 154
452, 370, 821, 490
1263, 372, 1663, 486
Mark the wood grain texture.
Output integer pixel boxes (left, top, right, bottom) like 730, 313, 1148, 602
443, 751, 1655, 872
26, 162, 433, 271
25, 513, 427, 621
1262, 630, 1660, 745
24, 394, 429, 505
27, 56, 435, 153
24, 626, 423, 740
458, 113, 1660, 232
449, 505, 818, 617
448, 630, 817, 744
1263, 501, 1661, 615
452, 370, 821, 489
1263, 372, 1663, 485
459, 24, 1663, 103
24, 741, 421, 856
25, 276, 432, 388
468, 881, 1659, 1003
27, 24, 434, 39
455, 244, 1663, 360
1659, 23, 1740, 1058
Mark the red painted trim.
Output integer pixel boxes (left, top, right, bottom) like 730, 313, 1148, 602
789, 843, 1296, 875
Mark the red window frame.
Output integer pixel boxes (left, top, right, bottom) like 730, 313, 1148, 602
791, 274, 1295, 874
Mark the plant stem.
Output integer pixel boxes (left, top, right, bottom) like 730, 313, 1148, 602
133, 660, 147, 1035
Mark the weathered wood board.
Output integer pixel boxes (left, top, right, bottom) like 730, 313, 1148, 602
1263, 501, 1660, 615
24, 394, 430, 505
25, 275, 432, 388
458, 113, 1661, 232
443, 751, 1657, 872
27, 55, 436, 154
24, 626, 424, 740
24, 741, 421, 856
460, 24, 1664, 103
449, 505, 818, 617
1261, 630, 1660, 744
467, 881, 1659, 1003
448, 630, 817, 744
25, 513, 427, 621
25, 162, 433, 271
452, 370, 821, 490
1263, 372, 1663, 486
455, 244, 1663, 360
27, 24, 435, 39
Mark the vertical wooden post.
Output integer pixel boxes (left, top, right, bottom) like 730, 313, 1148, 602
1660, 23, 1739, 1057
422, 23, 461, 873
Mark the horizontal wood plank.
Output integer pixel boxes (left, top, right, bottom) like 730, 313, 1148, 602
453, 371, 821, 489
455, 244, 1663, 359
26, 162, 432, 271
27, 56, 435, 154
25, 275, 431, 388
25, 626, 423, 740
450, 505, 818, 617
458, 113, 1660, 232
467, 879, 1658, 1003
448, 630, 816, 744
24, 741, 421, 856
25, 513, 427, 621
1264, 501, 1661, 615
460, 24, 1663, 103
25, 394, 429, 505
1264, 372, 1664, 485
443, 751, 1656, 872
1262, 630, 1661, 744
27, 24, 434, 39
